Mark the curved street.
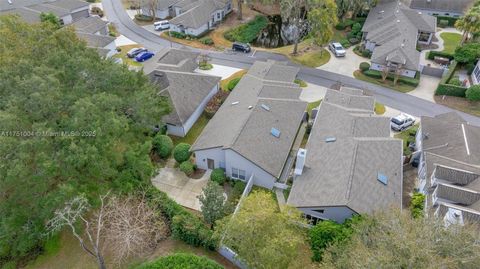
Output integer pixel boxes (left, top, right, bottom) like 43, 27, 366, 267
102, 0, 480, 126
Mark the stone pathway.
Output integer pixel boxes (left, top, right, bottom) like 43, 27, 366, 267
151, 158, 210, 211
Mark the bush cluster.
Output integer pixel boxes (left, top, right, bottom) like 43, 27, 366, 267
435, 84, 467, 97
199, 37, 214, 45
180, 161, 195, 176
134, 14, 153, 22
204, 90, 229, 118
210, 168, 226, 185
335, 19, 355, 30
438, 19, 449, 28
339, 38, 351, 48
227, 180, 246, 204
435, 15, 458, 27
227, 77, 241, 91
90, 7, 104, 17
224, 15, 268, 43
427, 50, 454, 61
173, 143, 191, 163
362, 70, 420, 87
410, 192, 425, 219
152, 134, 173, 158
466, 85, 480, 101
145, 187, 217, 249
135, 253, 223, 269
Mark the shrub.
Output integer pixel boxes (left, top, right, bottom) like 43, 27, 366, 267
435, 15, 457, 27
90, 7, 104, 17
335, 19, 355, 30
145, 187, 217, 249
427, 50, 454, 61
309, 220, 352, 261
363, 69, 382, 79
134, 14, 152, 22
348, 38, 360, 45
224, 15, 268, 43
169, 31, 186, 39
294, 78, 307, 87
359, 62, 370, 72
339, 38, 351, 48
210, 168, 226, 185
435, 84, 467, 97
173, 143, 191, 163
227, 77, 241, 91
200, 37, 214, 45
228, 180, 246, 203
454, 43, 480, 64
466, 85, 480, 101
448, 76, 462, 86
410, 192, 425, 219
199, 63, 213, 70
361, 49, 372, 58
180, 161, 194, 176
135, 253, 223, 269
363, 70, 420, 86
438, 19, 449, 28
152, 134, 173, 158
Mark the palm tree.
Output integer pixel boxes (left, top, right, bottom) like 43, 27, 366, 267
455, 6, 480, 44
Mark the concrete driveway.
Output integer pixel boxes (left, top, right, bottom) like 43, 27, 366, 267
152, 159, 210, 211
317, 47, 366, 78
408, 75, 440, 102
196, 64, 242, 79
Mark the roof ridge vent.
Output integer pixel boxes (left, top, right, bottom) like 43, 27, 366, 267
231, 101, 239, 105
270, 128, 281, 138
261, 104, 270, 111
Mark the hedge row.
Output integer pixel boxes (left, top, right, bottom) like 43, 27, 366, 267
435, 16, 458, 27
426, 50, 454, 61
135, 253, 223, 269
435, 84, 467, 97
145, 186, 217, 250
362, 70, 420, 86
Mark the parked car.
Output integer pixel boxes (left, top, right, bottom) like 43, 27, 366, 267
127, 47, 147, 58
328, 42, 346, 57
135, 51, 155, 62
232, 42, 251, 53
390, 113, 415, 131
154, 20, 170, 31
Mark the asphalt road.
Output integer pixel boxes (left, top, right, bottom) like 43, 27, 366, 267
102, 0, 480, 126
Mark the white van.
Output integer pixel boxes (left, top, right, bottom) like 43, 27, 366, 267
154, 20, 170, 31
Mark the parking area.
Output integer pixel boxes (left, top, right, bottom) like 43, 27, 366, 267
316, 47, 366, 77
151, 159, 210, 211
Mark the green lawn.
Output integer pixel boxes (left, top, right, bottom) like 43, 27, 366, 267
294, 78, 308, 87
353, 70, 416, 93
307, 100, 322, 116
440, 32, 462, 54
171, 113, 210, 145
271, 40, 331, 68
113, 44, 143, 67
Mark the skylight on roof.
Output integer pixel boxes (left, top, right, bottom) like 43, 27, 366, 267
325, 137, 336, 143
261, 104, 270, 111
377, 173, 388, 185
270, 128, 281, 138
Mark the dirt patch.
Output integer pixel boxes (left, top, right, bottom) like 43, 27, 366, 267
434, 95, 480, 116
190, 168, 206, 179
402, 165, 418, 209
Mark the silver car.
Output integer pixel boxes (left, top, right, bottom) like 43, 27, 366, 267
329, 42, 346, 57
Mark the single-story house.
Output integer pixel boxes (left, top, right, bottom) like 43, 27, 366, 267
0, 0, 90, 25
149, 70, 220, 137
146, 48, 221, 137
415, 112, 480, 226
71, 16, 109, 35
191, 60, 307, 189
362, 0, 436, 78
140, 0, 232, 37
287, 87, 403, 224
76, 32, 117, 58
409, 0, 475, 17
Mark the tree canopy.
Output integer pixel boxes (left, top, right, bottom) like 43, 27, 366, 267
320, 210, 480, 268
0, 15, 169, 263
214, 191, 310, 269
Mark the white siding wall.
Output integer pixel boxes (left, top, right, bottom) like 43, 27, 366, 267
156, 9, 169, 19
167, 124, 185, 137
104, 41, 117, 58
370, 63, 417, 78
61, 15, 73, 25
194, 147, 225, 170
185, 23, 209, 36
174, 7, 182, 16
182, 84, 219, 136
299, 206, 356, 224
224, 150, 277, 189
170, 24, 181, 33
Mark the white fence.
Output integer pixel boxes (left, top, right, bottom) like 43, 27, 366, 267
217, 174, 254, 268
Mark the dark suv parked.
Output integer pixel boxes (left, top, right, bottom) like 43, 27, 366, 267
232, 42, 251, 53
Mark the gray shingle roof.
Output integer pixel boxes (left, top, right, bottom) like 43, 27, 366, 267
148, 70, 220, 126
76, 32, 115, 48
410, 0, 474, 14
287, 88, 403, 214
191, 60, 307, 178
26, 3, 70, 17
155, 47, 200, 72
48, 0, 89, 11
363, 0, 436, 70
169, 0, 229, 29
71, 16, 108, 34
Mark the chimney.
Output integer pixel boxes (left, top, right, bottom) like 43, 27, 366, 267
294, 148, 307, 176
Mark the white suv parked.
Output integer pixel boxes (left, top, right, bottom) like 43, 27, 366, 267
390, 113, 415, 131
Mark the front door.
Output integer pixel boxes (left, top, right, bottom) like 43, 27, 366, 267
207, 159, 215, 170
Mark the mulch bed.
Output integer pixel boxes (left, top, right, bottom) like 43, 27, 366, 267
190, 168, 206, 179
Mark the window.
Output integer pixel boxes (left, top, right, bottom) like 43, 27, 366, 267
231, 167, 246, 180
473, 64, 480, 82
217, 13, 220, 19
